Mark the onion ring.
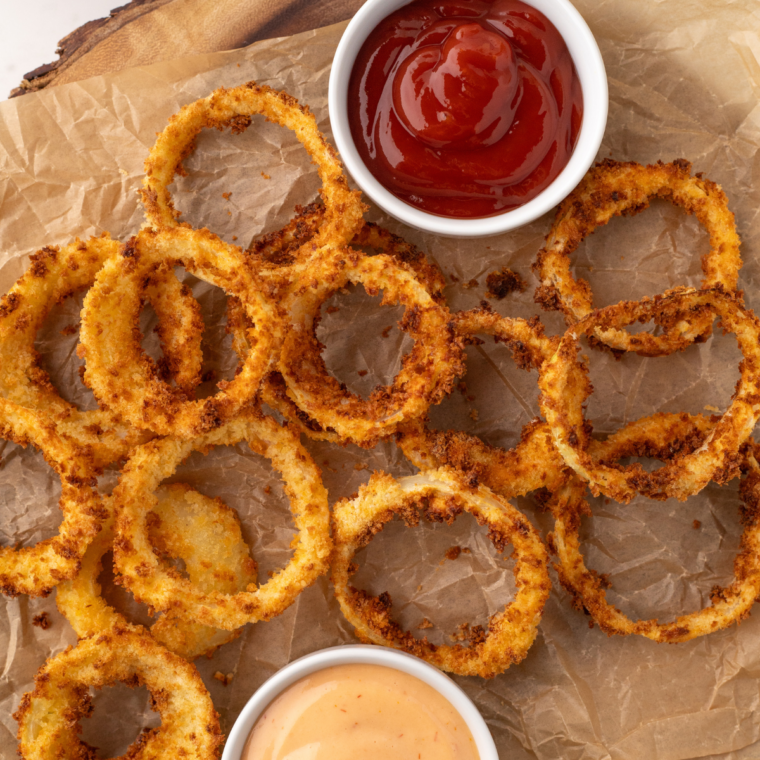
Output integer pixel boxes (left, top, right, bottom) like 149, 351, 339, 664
547, 413, 760, 642
56, 484, 257, 660
14, 626, 222, 759
331, 467, 550, 678
141, 82, 365, 305
533, 159, 742, 356
228, 215, 448, 443
79, 227, 285, 439
276, 249, 465, 447
0, 399, 105, 598
0, 235, 203, 466
230, 220, 448, 443
538, 288, 760, 502
113, 409, 331, 631
397, 307, 565, 496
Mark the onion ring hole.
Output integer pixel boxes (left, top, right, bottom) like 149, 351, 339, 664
314, 284, 414, 397
169, 112, 322, 246
574, 197, 711, 312
78, 682, 162, 758
0, 443, 63, 552
348, 510, 518, 647
575, 480, 743, 624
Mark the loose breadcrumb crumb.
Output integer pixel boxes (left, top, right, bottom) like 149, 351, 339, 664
485, 267, 526, 300
32, 612, 51, 629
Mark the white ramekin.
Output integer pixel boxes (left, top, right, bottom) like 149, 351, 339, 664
221, 644, 498, 759
328, 0, 608, 238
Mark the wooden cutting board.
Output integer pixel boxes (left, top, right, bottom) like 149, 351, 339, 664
12, 0, 364, 97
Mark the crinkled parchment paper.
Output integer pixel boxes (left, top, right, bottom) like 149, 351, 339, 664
1, 2, 760, 758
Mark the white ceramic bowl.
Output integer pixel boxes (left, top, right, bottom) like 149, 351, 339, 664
329, 0, 608, 238
221, 645, 498, 759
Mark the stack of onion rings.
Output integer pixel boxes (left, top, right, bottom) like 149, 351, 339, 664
57, 484, 257, 660
539, 288, 760, 502
0, 234, 203, 466
4, 74, 759, 757
112, 410, 331, 630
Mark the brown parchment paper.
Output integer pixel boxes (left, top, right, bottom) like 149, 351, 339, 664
1, 2, 760, 758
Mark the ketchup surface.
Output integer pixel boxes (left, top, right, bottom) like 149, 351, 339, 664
348, 0, 583, 218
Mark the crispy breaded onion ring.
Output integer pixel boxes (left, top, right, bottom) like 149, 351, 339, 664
113, 410, 331, 631
141, 82, 365, 305
331, 467, 550, 678
79, 228, 285, 439
533, 159, 742, 356
276, 250, 465, 447
57, 484, 257, 660
0, 235, 203, 466
397, 307, 564, 495
14, 626, 222, 759
231, 221, 448, 443
548, 413, 760, 642
0, 399, 104, 598
539, 288, 760, 502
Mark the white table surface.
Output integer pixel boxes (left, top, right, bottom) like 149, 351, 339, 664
0, 0, 118, 100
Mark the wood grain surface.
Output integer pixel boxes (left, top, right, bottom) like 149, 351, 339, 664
12, 0, 364, 97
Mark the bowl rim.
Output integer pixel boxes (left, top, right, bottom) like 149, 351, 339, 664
221, 644, 499, 759
328, 0, 608, 238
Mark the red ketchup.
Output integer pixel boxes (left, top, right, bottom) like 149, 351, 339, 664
348, 0, 583, 218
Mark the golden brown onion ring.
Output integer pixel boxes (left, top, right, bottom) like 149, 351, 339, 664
331, 467, 550, 678
0, 399, 105, 598
533, 159, 742, 356
276, 249, 465, 448
79, 228, 285, 439
113, 409, 330, 631
232, 221, 448, 444
230, 216, 447, 443
14, 626, 222, 759
56, 484, 257, 660
141, 82, 365, 306
539, 288, 760, 502
0, 235, 203, 466
548, 413, 760, 642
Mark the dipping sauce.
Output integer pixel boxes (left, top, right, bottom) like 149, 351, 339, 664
348, 0, 583, 218
241, 663, 480, 760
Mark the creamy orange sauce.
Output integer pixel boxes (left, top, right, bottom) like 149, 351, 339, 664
242, 663, 480, 760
